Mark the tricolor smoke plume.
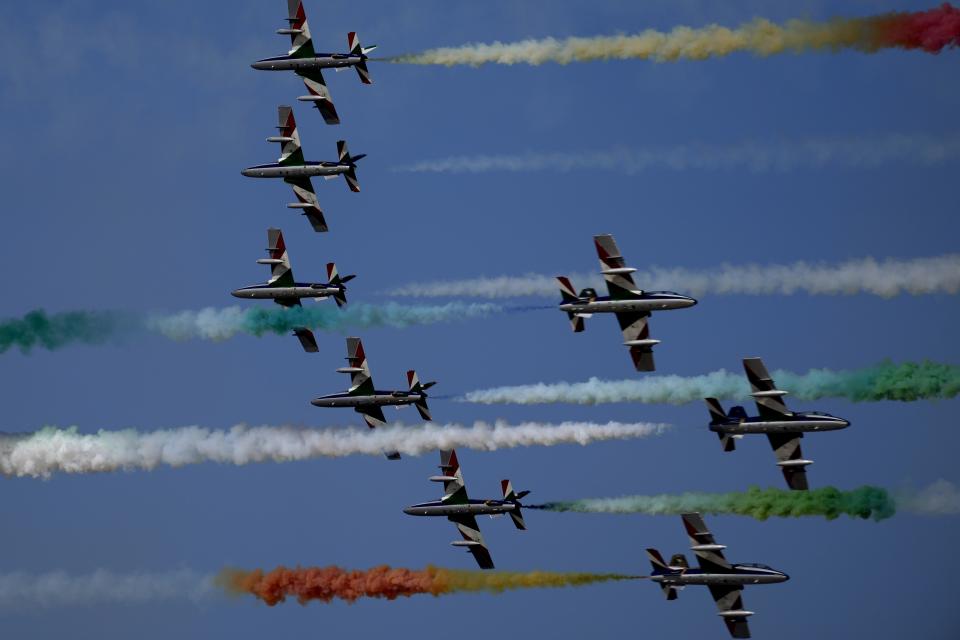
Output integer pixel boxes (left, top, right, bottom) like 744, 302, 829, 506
0, 569, 213, 610
0, 421, 669, 478
0, 303, 501, 355
218, 565, 635, 606
462, 361, 960, 406
392, 254, 960, 300
396, 134, 960, 176
530, 486, 896, 521
391, 5, 960, 66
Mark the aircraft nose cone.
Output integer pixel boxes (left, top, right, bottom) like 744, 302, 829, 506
686, 297, 699, 307
241, 167, 254, 177
780, 572, 791, 581
230, 289, 243, 298
402, 507, 416, 516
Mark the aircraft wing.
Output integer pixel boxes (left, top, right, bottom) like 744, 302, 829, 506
708, 585, 752, 639
681, 513, 731, 573
292, 327, 319, 353
767, 433, 809, 490
283, 176, 329, 232
448, 514, 495, 570
743, 357, 791, 419
616, 311, 655, 372
355, 405, 387, 429
343, 337, 376, 395
595, 234, 643, 299
296, 69, 340, 125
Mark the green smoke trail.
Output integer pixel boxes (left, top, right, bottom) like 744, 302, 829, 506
0, 309, 135, 354
464, 360, 960, 405
530, 486, 895, 521
0, 304, 504, 355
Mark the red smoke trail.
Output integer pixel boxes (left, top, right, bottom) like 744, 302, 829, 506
218, 565, 634, 606
872, 4, 960, 52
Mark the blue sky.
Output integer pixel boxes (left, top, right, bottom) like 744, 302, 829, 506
1, 0, 958, 638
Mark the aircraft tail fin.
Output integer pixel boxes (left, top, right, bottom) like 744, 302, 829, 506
501, 480, 529, 530
557, 277, 587, 332
326, 263, 353, 307
646, 548, 670, 574
348, 31, 364, 55
355, 60, 372, 84
705, 397, 727, 422
508, 509, 526, 531
407, 370, 435, 421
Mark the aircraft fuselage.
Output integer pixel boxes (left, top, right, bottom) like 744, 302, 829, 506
653, 565, 788, 587
252, 53, 365, 72
403, 499, 520, 517
710, 413, 850, 435
242, 161, 349, 179
311, 391, 426, 408
231, 283, 341, 301
559, 292, 697, 314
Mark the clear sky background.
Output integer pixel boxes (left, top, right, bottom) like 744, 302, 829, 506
1, 0, 958, 638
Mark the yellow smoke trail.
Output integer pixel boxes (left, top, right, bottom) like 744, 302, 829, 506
391, 7, 960, 66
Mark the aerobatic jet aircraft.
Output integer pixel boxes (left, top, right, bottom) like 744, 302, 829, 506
646, 513, 789, 639
404, 449, 529, 570
705, 357, 851, 490
311, 337, 435, 459
241, 105, 365, 233
230, 228, 354, 353
251, 0, 376, 125
556, 234, 696, 371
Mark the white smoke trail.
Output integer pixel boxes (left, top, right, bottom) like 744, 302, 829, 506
0, 421, 669, 478
392, 255, 960, 300
145, 303, 502, 342
898, 480, 960, 516
0, 569, 213, 610
395, 135, 960, 175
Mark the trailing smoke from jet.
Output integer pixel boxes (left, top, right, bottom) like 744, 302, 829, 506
0, 421, 669, 478
392, 254, 960, 299
897, 479, 960, 515
396, 135, 960, 176
462, 361, 960, 406
529, 486, 896, 521
0, 303, 502, 355
218, 565, 635, 606
391, 5, 960, 66
0, 569, 213, 610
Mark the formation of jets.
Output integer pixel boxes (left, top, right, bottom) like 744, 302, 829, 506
707, 358, 851, 490
557, 234, 697, 371
231, 3, 855, 638
404, 449, 529, 569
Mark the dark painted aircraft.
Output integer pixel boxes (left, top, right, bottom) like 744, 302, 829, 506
404, 449, 528, 569
557, 234, 696, 371
646, 513, 789, 638
251, 0, 375, 124
241, 105, 365, 233
706, 357, 850, 490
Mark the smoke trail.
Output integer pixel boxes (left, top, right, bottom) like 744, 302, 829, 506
897, 479, 960, 515
462, 361, 960, 406
0, 421, 669, 479
218, 565, 635, 606
0, 569, 213, 610
0, 303, 501, 354
530, 486, 895, 521
392, 254, 960, 299
391, 5, 960, 66
396, 135, 960, 176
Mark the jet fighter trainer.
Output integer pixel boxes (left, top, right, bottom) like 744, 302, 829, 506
404, 449, 529, 570
646, 513, 789, 639
556, 234, 696, 371
705, 357, 851, 490
231, 228, 354, 353
241, 105, 365, 233
252, 0, 376, 125
311, 337, 435, 458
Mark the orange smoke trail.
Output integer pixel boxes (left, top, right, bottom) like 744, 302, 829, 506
217, 565, 635, 606
391, 4, 960, 66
